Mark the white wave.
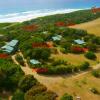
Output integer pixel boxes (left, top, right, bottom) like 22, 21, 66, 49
0, 9, 82, 23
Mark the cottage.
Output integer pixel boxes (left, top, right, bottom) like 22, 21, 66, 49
52, 35, 62, 41
1, 39, 19, 54
30, 59, 41, 65
1, 45, 14, 53
7, 40, 19, 47
74, 39, 85, 45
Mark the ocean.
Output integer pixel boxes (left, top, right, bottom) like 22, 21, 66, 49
0, 0, 100, 22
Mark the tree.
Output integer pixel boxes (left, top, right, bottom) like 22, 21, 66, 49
79, 62, 90, 71
60, 41, 71, 53
15, 54, 25, 66
18, 75, 37, 92
31, 48, 51, 61
60, 93, 73, 100
0, 59, 24, 91
91, 36, 100, 45
25, 84, 47, 100
85, 51, 96, 60
52, 60, 67, 66
92, 70, 100, 78
25, 84, 57, 100
12, 90, 24, 100
86, 43, 97, 52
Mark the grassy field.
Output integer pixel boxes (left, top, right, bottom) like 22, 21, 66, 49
70, 18, 100, 36
33, 70, 100, 100
41, 53, 100, 100
10, 52, 100, 100
51, 52, 100, 66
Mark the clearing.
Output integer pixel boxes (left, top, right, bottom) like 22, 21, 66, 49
11, 52, 100, 100
70, 18, 100, 36
51, 52, 100, 66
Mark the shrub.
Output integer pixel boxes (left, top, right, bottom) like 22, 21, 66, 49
60, 42, 71, 53
15, 54, 25, 66
0, 59, 24, 91
25, 84, 57, 100
90, 87, 100, 94
66, 66, 73, 73
92, 70, 100, 78
35, 91, 57, 100
18, 75, 37, 92
25, 84, 47, 100
43, 65, 73, 75
12, 90, 24, 100
52, 60, 67, 66
60, 47, 66, 54
86, 43, 97, 52
79, 62, 90, 71
60, 93, 73, 100
85, 51, 96, 60
73, 66, 79, 72
31, 48, 51, 61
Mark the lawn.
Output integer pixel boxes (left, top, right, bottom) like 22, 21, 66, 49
58, 72, 100, 100
70, 18, 100, 36
33, 69, 100, 100
51, 53, 100, 66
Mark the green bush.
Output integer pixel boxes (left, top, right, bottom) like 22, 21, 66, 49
18, 75, 37, 92
60, 42, 71, 53
0, 59, 24, 91
60, 93, 73, 100
79, 62, 90, 71
34, 91, 57, 100
12, 90, 24, 100
72, 66, 79, 72
15, 54, 25, 66
52, 60, 67, 66
88, 44, 97, 52
92, 70, 100, 78
43, 65, 73, 75
31, 48, 51, 61
25, 84, 47, 100
85, 51, 96, 60
25, 84, 56, 100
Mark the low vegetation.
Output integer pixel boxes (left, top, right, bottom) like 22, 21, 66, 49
15, 54, 25, 66
0, 58, 57, 99
92, 70, 100, 78
85, 51, 97, 60
60, 93, 73, 100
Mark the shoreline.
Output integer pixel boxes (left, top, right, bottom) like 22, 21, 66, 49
0, 9, 82, 23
